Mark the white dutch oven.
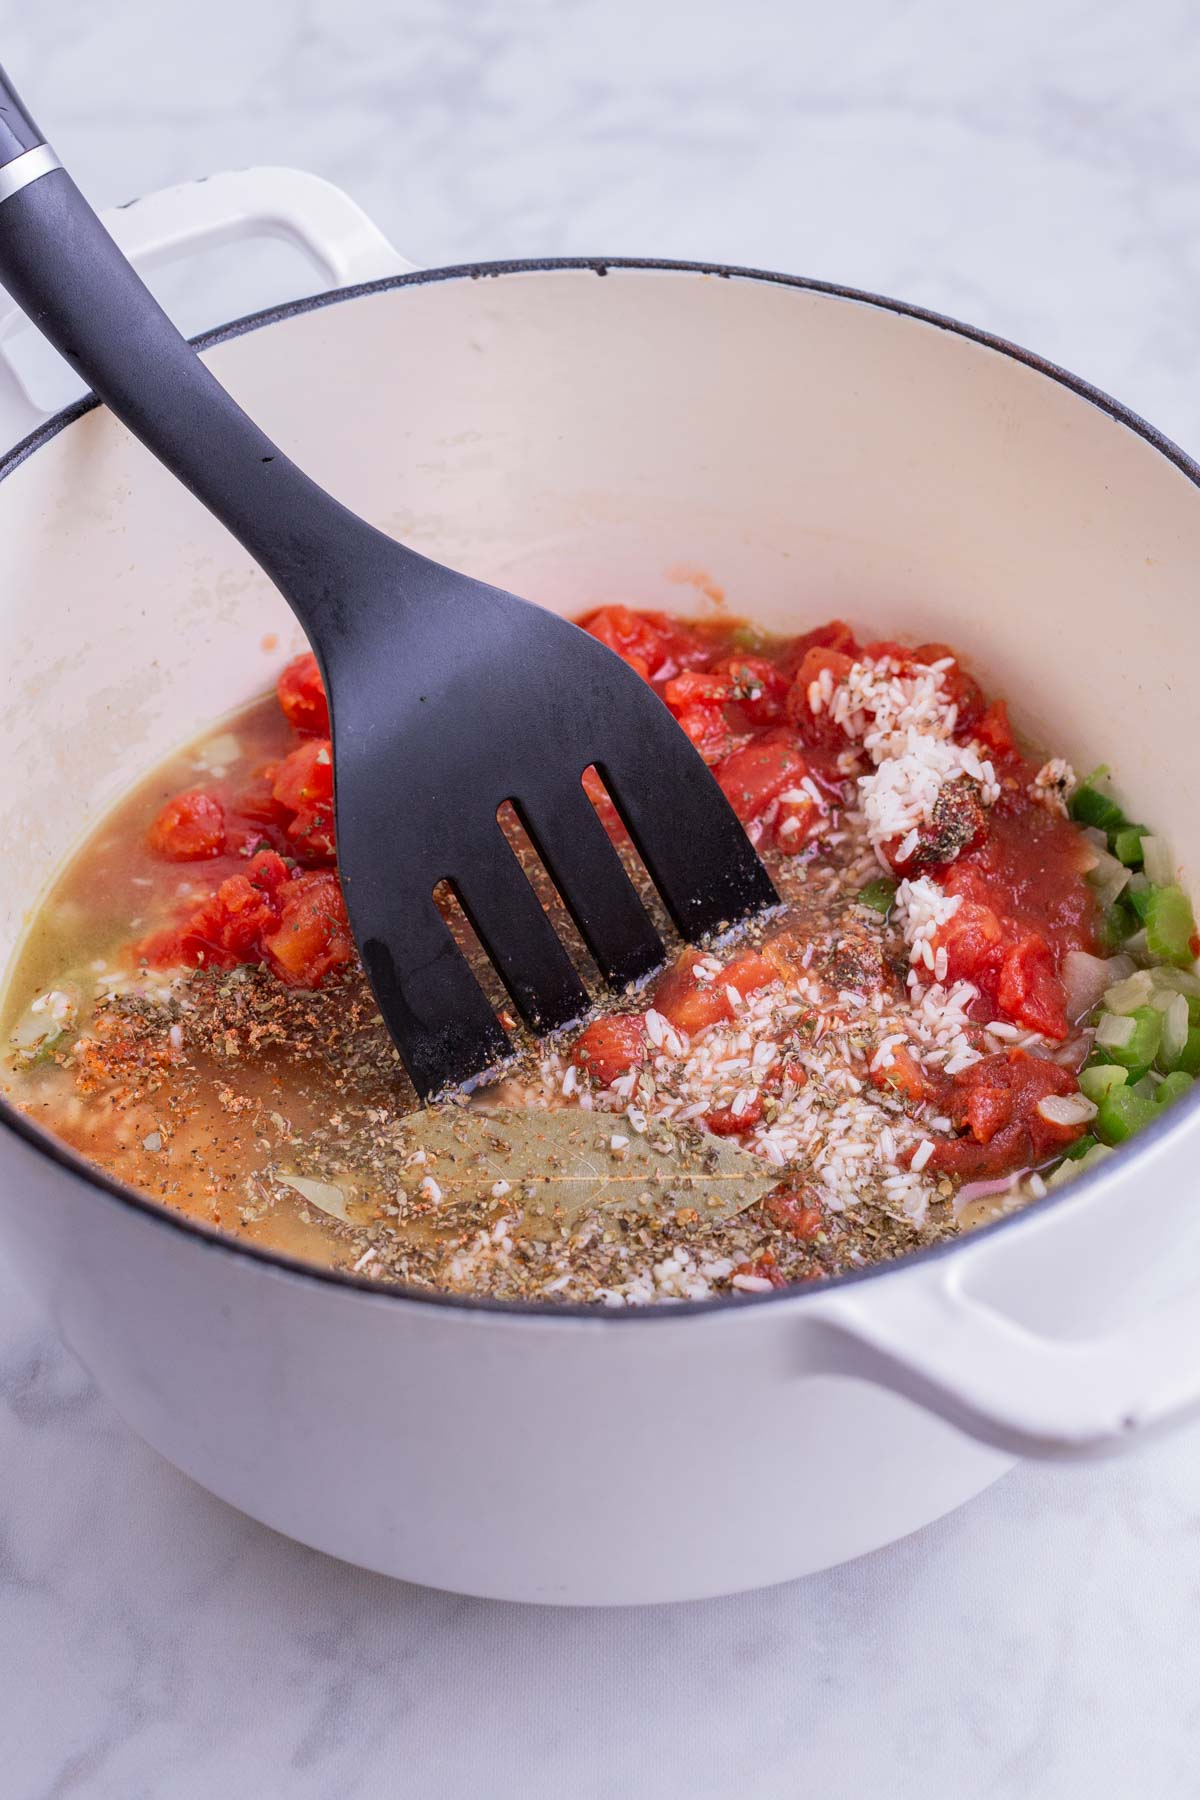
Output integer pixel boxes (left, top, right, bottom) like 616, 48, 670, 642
2, 170, 1200, 1605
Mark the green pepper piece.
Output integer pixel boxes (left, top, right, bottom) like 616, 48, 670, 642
1079, 1064, 1129, 1104
1095, 1086, 1158, 1145
1095, 900, 1139, 951
1154, 1071, 1194, 1109
1143, 885, 1198, 969
1097, 1005, 1162, 1070
1167, 1027, 1200, 1077
1071, 784, 1126, 833
856, 878, 897, 916
1111, 826, 1147, 868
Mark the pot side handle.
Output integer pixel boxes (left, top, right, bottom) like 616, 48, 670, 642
812, 1229, 1200, 1460
0, 166, 413, 441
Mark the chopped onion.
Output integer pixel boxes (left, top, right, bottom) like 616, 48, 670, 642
1048, 1141, 1114, 1188
1037, 1093, 1098, 1127
1102, 969, 1154, 1015
279, 1174, 350, 1221
1162, 994, 1190, 1068
1086, 846, 1131, 908
193, 731, 242, 774
1141, 835, 1175, 885
1063, 951, 1132, 1022
1096, 1012, 1137, 1050
1151, 964, 1200, 999
11, 985, 78, 1051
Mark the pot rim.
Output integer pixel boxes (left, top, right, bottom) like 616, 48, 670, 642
2, 252, 1198, 1323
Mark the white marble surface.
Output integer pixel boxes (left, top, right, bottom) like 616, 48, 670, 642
4, 1, 1200, 1793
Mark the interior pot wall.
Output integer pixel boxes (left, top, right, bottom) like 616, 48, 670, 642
2, 264, 1199, 977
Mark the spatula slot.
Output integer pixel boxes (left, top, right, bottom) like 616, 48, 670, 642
442, 828, 591, 1036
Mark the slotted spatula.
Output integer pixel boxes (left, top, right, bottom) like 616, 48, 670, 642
0, 71, 778, 1097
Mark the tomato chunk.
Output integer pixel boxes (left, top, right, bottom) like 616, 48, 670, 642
974, 697, 1017, 761
579, 606, 708, 684
277, 652, 329, 735
724, 948, 779, 998
652, 951, 730, 1034
778, 619, 860, 677
870, 1044, 945, 1107
653, 947, 776, 1036
732, 1251, 789, 1289
263, 872, 354, 985
663, 669, 739, 763
143, 850, 287, 970
271, 739, 331, 809
786, 647, 858, 749
965, 1084, 1015, 1144
570, 1014, 649, 1085
704, 1092, 764, 1136
909, 643, 986, 735
996, 935, 1067, 1039
139, 850, 351, 989
715, 730, 811, 827
775, 789, 820, 854
762, 1185, 824, 1240
709, 655, 790, 726
927, 1050, 1084, 1177
147, 790, 226, 861
271, 740, 335, 861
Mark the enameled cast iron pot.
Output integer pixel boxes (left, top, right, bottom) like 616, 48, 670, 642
2, 170, 1200, 1605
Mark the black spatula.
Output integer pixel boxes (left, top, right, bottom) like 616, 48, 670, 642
0, 71, 777, 1097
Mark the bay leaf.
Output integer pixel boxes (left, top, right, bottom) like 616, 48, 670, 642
402, 1106, 781, 1241
278, 1172, 352, 1223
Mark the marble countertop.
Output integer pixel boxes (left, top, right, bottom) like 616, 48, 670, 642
4, 1, 1200, 1793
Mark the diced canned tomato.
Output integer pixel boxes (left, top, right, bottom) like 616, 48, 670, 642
973, 697, 1017, 760
570, 1013, 649, 1085
871, 1044, 944, 1107
777, 619, 860, 677
140, 850, 350, 988
147, 790, 226, 861
653, 946, 777, 1035
708, 655, 790, 726
927, 1050, 1084, 1177
264, 872, 354, 985
909, 642, 986, 735
703, 1092, 764, 1135
663, 669, 740, 763
277, 652, 329, 736
578, 606, 708, 684
786, 647, 858, 749
775, 789, 819, 854
995, 936, 1067, 1039
271, 739, 336, 861
762, 1186, 824, 1240
732, 1251, 789, 1289
715, 730, 811, 826
651, 951, 728, 1033
272, 739, 333, 812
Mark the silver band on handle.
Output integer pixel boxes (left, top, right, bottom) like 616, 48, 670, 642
0, 144, 60, 206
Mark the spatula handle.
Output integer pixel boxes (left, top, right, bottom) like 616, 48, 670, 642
0, 67, 369, 623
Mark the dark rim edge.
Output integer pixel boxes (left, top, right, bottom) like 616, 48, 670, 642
2, 252, 1198, 1323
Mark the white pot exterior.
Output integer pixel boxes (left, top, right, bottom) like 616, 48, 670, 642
3, 242, 1200, 1603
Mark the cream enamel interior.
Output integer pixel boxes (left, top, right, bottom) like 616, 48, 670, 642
2, 263, 1198, 1002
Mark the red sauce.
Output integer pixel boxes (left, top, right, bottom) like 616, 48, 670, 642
939, 806, 1099, 1040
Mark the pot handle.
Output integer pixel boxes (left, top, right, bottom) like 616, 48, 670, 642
811, 1156, 1200, 1458
0, 166, 413, 441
